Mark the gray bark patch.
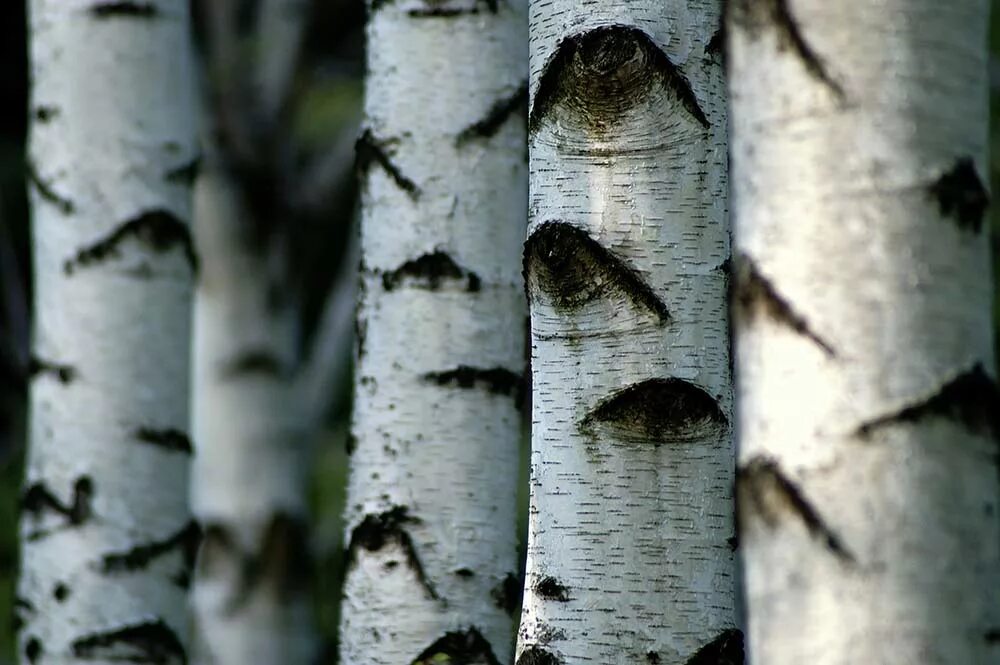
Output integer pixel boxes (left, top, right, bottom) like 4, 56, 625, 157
516, 647, 561, 665
524, 221, 669, 323
101, 521, 201, 586
423, 366, 524, 403
72, 619, 186, 664
26, 161, 75, 215
63, 209, 197, 275
738, 457, 855, 563
683, 628, 744, 665
135, 427, 194, 454
457, 83, 529, 145
89, 2, 159, 18
583, 378, 726, 444
380, 251, 481, 292
346, 506, 439, 600
529, 25, 708, 134
412, 627, 501, 665
355, 129, 421, 200
928, 157, 989, 232
28, 356, 77, 384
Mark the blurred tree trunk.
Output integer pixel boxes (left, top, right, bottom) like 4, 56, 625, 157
515, 2, 738, 664
18, 2, 198, 663
339, 1, 528, 663
728, 1, 1000, 663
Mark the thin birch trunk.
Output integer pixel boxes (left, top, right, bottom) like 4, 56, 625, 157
19, 1, 198, 663
339, 1, 528, 662
516, 2, 738, 663
727, 2, 1000, 663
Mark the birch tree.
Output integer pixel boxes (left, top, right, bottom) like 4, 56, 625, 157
516, 2, 738, 663
727, 1, 1000, 663
340, 1, 528, 662
18, 1, 198, 663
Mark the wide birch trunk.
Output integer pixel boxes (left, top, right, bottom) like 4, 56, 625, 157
339, 1, 528, 662
516, 2, 738, 663
727, 1, 1000, 663
19, 1, 198, 663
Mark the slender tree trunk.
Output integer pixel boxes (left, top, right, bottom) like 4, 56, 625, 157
339, 1, 528, 662
727, 2, 1000, 663
516, 3, 738, 664
18, 2, 198, 663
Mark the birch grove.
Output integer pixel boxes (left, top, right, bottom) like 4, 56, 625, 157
19, 1, 198, 663
516, 2, 738, 663
339, 0, 529, 662
727, 1, 1000, 663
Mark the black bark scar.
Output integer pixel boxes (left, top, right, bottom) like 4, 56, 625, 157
412, 627, 501, 665
856, 364, 1000, 440
165, 157, 202, 186
101, 521, 201, 588
423, 366, 524, 404
534, 576, 569, 601
355, 129, 421, 199
490, 573, 520, 615
34, 106, 58, 123
72, 620, 186, 664
22, 477, 94, 534
457, 83, 528, 145
346, 506, 439, 600
529, 25, 709, 134
728, 0, 844, 98
63, 209, 197, 275
732, 254, 836, 357
705, 26, 725, 58
409, 0, 498, 17
683, 628, 744, 665
135, 427, 193, 454
738, 456, 855, 563
217, 349, 286, 379
26, 161, 75, 214
24, 637, 42, 663
583, 378, 727, 444
517, 647, 562, 665
524, 221, 670, 324
380, 251, 481, 292
90, 2, 158, 18
928, 157, 989, 232
28, 356, 77, 384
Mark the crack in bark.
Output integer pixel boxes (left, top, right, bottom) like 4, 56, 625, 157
517, 647, 562, 665
101, 521, 201, 587
28, 356, 77, 384
412, 627, 501, 665
728, 0, 844, 99
165, 156, 201, 186
72, 619, 187, 664
534, 576, 569, 601
63, 209, 197, 275
738, 457, 855, 563
217, 349, 286, 379
90, 1, 159, 17
346, 506, 439, 600
423, 366, 524, 404
355, 129, 421, 199
490, 572, 520, 615
135, 427, 194, 454
22, 477, 94, 536
928, 157, 989, 232
524, 221, 670, 324
583, 378, 727, 444
856, 364, 1000, 440
457, 83, 529, 145
732, 254, 836, 357
26, 161, 75, 214
683, 629, 744, 665
380, 251, 481, 292
529, 25, 709, 135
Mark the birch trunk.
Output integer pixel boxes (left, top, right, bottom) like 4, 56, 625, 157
516, 2, 738, 663
727, 2, 1000, 663
340, 1, 528, 662
19, 2, 198, 663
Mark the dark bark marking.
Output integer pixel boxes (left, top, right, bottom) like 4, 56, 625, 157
72, 620, 186, 664
517, 647, 561, 665
705, 26, 725, 58
34, 106, 59, 123
409, 0, 498, 17
732, 254, 835, 357
13, 598, 34, 632
28, 356, 77, 384
412, 627, 501, 665
346, 506, 439, 600
728, 0, 844, 98
423, 366, 524, 404
646, 653, 660, 664
101, 521, 200, 586
490, 572, 520, 615
53, 582, 70, 602
165, 157, 202, 186
529, 25, 709, 135
217, 349, 285, 379
727, 535, 739, 551
90, 2, 159, 18
346, 433, 358, 456
26, 161, 75, 214
22, 476, 94, 530
928, 158, 989, 232
683, 629, 744, 665
25, 636, 42, 664
583, 378, 727, 444
380, 251, 481, 292
63, 209, 197, 275
985, 628, 1000, 644
457, 83, 529, 145
524, 221, 669, 323
454, 568, 475, 578
135, 427, 193, 454
355, 129, 420, 199
855, 364, 1000, 440
738, 457, 855, 563
534, 576, 569, 601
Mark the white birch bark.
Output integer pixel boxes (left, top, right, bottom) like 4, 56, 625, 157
340, 1, 528, 662
516, 2, 738, 664
726, 2, 1000, 663
19, 1, 198, 663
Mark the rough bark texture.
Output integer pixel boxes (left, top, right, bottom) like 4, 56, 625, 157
727, 1, 1000, 663
516, 2, 737, 664
19, 1, 197, 663
339, 0, 528, 662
